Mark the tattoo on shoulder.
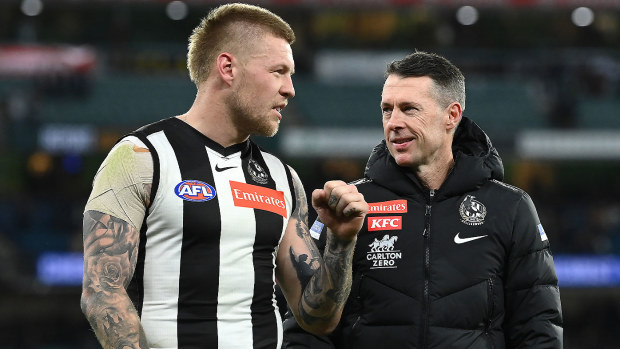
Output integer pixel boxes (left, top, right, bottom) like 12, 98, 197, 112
143, 183, 152, 207
291, 173, 309, 239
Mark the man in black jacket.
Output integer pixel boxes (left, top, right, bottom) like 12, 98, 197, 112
283, 51, 563, 348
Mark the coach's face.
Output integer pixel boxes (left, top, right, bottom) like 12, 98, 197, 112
381, 74, 454, 169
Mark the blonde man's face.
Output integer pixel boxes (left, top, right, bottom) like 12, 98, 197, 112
228, 34, 295, 137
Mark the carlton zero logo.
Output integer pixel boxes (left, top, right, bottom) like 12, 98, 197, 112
368, 216, 402, 231
368, 200, 407, 214
230, 180, 287, 218
367, 234, 402, 269
175, 180, 216, 202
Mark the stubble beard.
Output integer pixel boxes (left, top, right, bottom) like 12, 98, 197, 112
388, 143, 420, 169
229, 89, 279, 138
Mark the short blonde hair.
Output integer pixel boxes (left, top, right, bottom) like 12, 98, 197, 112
187, 3, 295, 86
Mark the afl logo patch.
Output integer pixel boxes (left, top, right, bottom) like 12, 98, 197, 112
174, 180, 216, 202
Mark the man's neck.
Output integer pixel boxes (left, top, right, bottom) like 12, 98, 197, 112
414, 156, 455, 191
181, 90, 249, 148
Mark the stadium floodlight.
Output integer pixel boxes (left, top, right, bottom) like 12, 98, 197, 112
166, 0, 189, 21
571, 7, 595, 27
21, 0, 43, 17
456, 6, 479, 26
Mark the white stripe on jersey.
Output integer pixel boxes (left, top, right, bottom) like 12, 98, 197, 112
260, 152, 292, 349
208, 148, 255, 348
141, 131, 182, 349
262, 151, 293, 248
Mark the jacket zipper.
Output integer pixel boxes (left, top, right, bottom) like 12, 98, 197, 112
486, 277, 494, 334
421, 189, 434, 348
351, 274, 365, 331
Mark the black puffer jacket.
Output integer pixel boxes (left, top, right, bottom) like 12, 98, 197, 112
283, 117, 563, 348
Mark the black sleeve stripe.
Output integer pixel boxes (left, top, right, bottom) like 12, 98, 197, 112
130, 130, 160, 212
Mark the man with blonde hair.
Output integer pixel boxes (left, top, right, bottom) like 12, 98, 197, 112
81, 3, 368, 348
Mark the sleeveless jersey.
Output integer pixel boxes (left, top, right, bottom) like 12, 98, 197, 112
126, 117, 296, 349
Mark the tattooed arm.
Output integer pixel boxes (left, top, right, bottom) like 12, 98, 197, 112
81, 211, 150, 349
81, 140, 153, 348
276, 169, 367, 336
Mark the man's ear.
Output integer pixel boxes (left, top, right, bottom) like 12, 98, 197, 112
216, 52, 235, 86
446, 102, 462, 131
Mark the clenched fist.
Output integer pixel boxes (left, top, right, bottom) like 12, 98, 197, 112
311, 180, 368, 241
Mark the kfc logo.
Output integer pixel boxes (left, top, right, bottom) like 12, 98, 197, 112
368, 216, 402, 231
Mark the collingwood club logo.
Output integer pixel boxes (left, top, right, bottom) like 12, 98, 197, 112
367, 234, 402, 269
459, 195, 487, 226
248, 159, 269, 184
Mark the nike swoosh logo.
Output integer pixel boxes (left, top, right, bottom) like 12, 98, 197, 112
454, 233, 488, 244
215, 164, 236, 172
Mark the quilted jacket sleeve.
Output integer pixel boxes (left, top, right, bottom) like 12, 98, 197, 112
504, 192, 563, 348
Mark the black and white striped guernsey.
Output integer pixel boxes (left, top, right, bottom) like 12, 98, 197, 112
126, 117, 297, 349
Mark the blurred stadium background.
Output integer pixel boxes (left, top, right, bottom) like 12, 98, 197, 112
1, 0, 619, 347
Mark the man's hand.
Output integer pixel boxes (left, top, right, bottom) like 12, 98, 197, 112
277, 176, 367, 335
311, 180, 368, 241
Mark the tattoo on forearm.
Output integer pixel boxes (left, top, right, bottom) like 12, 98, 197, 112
289, 247, 319, 289
323, 233, 354, 304
287, 169, 355, 327
82, 211, 148, 349
289, 171, 322, 276
298, 230, 355, 325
